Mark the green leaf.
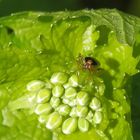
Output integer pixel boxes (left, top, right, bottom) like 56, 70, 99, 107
0, 9, 140, 140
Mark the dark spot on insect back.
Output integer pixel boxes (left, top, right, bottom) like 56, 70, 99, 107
83, 56, 100, 71
77, 54, 102, 73
85, 57, 98, 66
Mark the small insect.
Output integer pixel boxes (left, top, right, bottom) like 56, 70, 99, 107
84, 57, 99, 70
77, 54, 100, 72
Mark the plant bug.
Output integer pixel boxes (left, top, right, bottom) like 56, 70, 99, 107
77, 54, 100, 72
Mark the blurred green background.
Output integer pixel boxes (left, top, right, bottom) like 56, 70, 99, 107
0, 0, 140, 17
